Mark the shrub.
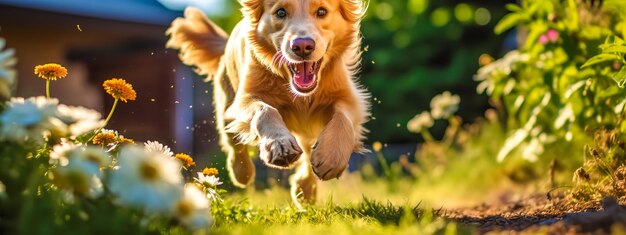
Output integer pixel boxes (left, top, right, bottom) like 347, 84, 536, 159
476, 0, 626, 162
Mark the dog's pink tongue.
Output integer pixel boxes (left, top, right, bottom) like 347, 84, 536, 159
294, 62, 315, 88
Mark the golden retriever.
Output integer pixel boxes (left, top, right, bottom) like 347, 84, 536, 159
166, 0, 369, 208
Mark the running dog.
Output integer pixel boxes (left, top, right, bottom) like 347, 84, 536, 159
166, 0, 369, 207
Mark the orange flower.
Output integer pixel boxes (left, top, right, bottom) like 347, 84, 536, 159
92, 131, 117, 146
117, 136, 135, 144
478, 54, 494, 67
202, 167, 218, 176
175, 153, 195, 168
372, 141, 383, 152
102, 78, 136, 102
34, 63, 68, 80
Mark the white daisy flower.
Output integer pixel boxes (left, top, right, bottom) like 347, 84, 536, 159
173, 184, 213, 230
80, 145, 112, 167
108, 146, 183, 213
474, 51, 530, 95
52, 145, 107, 198
205, 187, 221, 202
56, 104, 104, 138
50, 140, 76, 165
194, 172, 223, 188
430, 91, 460, 119
407, 111, 434, 133
193, 172, 223, 201
144, 140, 174, 158
50, 142, 111, 168
0, 96, 67, 144
0, 38, 16, 101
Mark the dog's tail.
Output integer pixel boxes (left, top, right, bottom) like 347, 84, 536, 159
166, 7, 228, 79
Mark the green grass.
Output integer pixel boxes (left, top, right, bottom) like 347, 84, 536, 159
211, 193, 469, 235
200, 118, 589, 234
205, 167, 484, 235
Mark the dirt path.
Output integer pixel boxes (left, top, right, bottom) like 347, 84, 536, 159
446, 194, 626, 234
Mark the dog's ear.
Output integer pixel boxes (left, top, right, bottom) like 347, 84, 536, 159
340, 0, 367, 23
240, 0, 263, 24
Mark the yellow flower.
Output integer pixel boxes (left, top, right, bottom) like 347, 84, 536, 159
478, 54, 494, 67
117, 136, 135, 144
372, 141, 383, 152
202, 167, 218, 176
92, 130, 117, 146
34, 63, 68, 80
102, 78, 137, 102
175, 153, 195, 168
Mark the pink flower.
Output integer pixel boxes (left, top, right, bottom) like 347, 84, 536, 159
539, 35, 549, 45
539, 29, 559, 45
546, 29, 559, 42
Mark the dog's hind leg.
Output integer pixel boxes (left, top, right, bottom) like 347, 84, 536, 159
290, 152, 317, 210
213, 61, 255, 187
222, 133, 255, 187
217, 105, 255, 187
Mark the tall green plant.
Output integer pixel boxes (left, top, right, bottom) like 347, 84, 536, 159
477, 0, 626, 162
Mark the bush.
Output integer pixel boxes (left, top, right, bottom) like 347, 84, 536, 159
476, 0, 626, 162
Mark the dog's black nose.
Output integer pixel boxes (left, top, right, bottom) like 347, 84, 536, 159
290, 37, 315, 57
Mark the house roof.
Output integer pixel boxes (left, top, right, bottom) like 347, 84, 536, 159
0, 0, 183, 25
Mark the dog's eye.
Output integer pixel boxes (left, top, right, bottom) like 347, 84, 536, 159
275, 8, 287, 18
316, 7, 327, 17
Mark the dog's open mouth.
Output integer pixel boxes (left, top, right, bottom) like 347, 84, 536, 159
288, 60, 321, 94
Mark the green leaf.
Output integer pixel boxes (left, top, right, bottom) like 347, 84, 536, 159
597, 86, 621, 99
565, 0, 579, 31
505, 3, 523, 13
609, 34, 625, 44
580, 25, 607, 40
581, 54, 622, 68
494, 13, 523, 35
602, 45, 626, 54
613, 66, 626, 88
576, 68, 597, 79
523, 21, 548, 49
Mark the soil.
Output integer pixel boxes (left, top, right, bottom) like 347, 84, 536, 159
446, 194, 626, 234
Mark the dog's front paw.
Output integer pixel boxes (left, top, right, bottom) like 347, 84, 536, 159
259, 134, 302, 168
310, 140, 351, 181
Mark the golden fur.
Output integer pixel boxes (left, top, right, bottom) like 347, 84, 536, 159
167, 0, 369, 208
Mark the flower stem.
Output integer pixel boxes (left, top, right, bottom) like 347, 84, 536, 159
45, 80, 51, 98
420, 129, 435, 143
443, 116, 460, 146
375, 151, 391, 177
102, 98, 119, 128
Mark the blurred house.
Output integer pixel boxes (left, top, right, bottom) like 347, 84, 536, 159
0, 0, 218, 159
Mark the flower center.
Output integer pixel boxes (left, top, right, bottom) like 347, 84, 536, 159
140, 162, 159, 181
85, 153, 102, 165
66, 171, 89, 195
176, 201, 193, 216
44, 71, 57, 78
